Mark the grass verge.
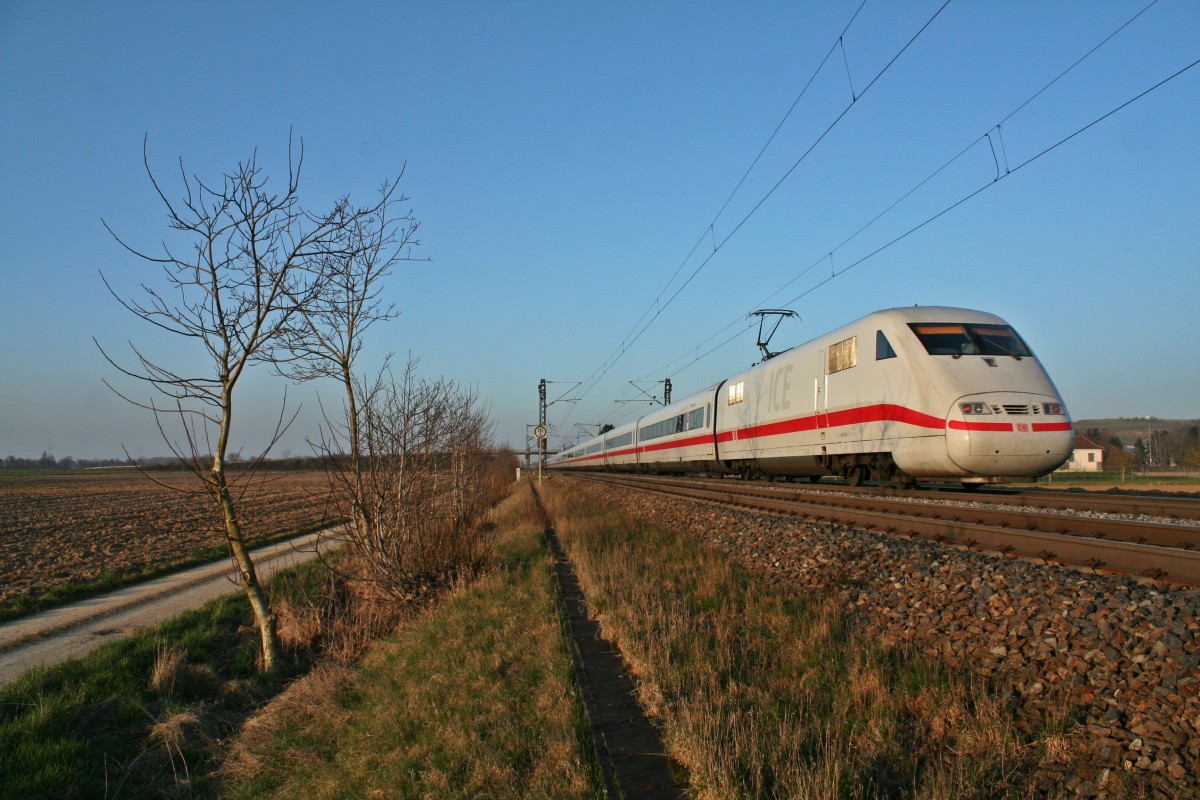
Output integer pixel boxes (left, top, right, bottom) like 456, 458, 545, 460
542, 479, 1070, 799
221, 484, 602, 799
0, 557, 330, 799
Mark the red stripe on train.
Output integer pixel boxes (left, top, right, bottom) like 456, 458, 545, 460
555, 404, 1068, 464
948, 420, 1013, 432
638, 434, 711, 455
719, 403, 946, 443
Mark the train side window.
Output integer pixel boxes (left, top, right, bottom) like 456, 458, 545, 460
728, 381, 744, 404
876, 330, 897, 360
828, 336, 857, 374
606, 431, 633, 449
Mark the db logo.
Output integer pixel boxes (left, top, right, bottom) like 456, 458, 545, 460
1016, 423, 1030, 433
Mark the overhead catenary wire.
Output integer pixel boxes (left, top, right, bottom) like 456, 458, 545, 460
566, 6, 873, 431
574, 2, 869, 399
776, 54, 1200, 308
567, 0, 953, 425
604, 0, 954, 357
629, 0, 1185, 399
619, 47, 1200, 414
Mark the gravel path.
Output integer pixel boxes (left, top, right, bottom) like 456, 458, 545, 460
0, 532, 326, 687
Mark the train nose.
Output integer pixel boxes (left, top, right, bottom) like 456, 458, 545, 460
945, 393, 1074, 476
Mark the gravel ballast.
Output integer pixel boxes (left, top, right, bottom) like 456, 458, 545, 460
570, 478, 1199, 799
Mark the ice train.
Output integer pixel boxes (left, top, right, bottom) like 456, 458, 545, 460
546, 307, 1074, 487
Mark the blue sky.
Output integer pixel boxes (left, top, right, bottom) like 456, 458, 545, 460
1, 1, 1197, 460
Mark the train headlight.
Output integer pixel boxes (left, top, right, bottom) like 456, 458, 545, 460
1042, 402, 1064, 415
960, 402, 990, 415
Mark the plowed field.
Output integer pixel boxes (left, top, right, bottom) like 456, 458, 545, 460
0, 470, 335, 605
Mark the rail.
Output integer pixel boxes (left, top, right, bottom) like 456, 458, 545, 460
572, 473, 1200, 586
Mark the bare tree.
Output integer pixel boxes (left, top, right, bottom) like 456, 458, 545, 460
322, 357, 506, 599
1183, 445, 1200, 475
274, 176, 509, 596
1106, 445, 1136, 482
279, 169, 425, 529
97, 135, 391, 673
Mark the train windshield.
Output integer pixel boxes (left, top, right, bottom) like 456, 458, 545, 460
908, 323, 1033, 357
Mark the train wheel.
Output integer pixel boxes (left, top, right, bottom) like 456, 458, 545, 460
847, 466, 866, 487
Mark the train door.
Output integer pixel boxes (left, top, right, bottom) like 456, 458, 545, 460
711, 381, 726, 469
815, 349, 828, 430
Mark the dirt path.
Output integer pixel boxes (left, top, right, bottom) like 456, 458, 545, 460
0, 532, 327, 687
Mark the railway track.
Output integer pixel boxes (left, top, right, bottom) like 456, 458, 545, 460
572, 473, 1200, 586
818, 482, 1200, 521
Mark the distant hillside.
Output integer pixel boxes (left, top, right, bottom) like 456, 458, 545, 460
1075, 418, 1199, 438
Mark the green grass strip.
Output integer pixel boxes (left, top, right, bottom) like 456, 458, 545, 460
225, 487, 603, 800
0, 557, 329, 799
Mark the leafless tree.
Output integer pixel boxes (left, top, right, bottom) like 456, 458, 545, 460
1106, 445, 1136, 481
320, 357, 507, 599
97, 135, 394, 673
275, 178, 509, 597
1183, 445, 1200, 475
279, 169, 425, 529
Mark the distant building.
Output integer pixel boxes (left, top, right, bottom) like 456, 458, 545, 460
1058, 433, 1104, 472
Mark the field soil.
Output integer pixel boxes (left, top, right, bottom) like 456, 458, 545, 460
0, 470, 335, 605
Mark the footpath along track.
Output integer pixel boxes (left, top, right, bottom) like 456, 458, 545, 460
530, 485, 686, 800
576, 474, 1200, 586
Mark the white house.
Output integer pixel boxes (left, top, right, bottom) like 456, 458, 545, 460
1059, 434, 1104, 472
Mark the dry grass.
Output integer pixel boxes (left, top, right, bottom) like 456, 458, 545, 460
150, 644, 190, 696
263, 544, 429, 668
225, 663, 355, 781
149, 709, 211, 789
542, 480, 1051, 799
150, 642, 218, 699
272, 598, 324, 652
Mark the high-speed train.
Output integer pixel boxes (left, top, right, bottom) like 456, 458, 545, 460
546, 307, 1074, 487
